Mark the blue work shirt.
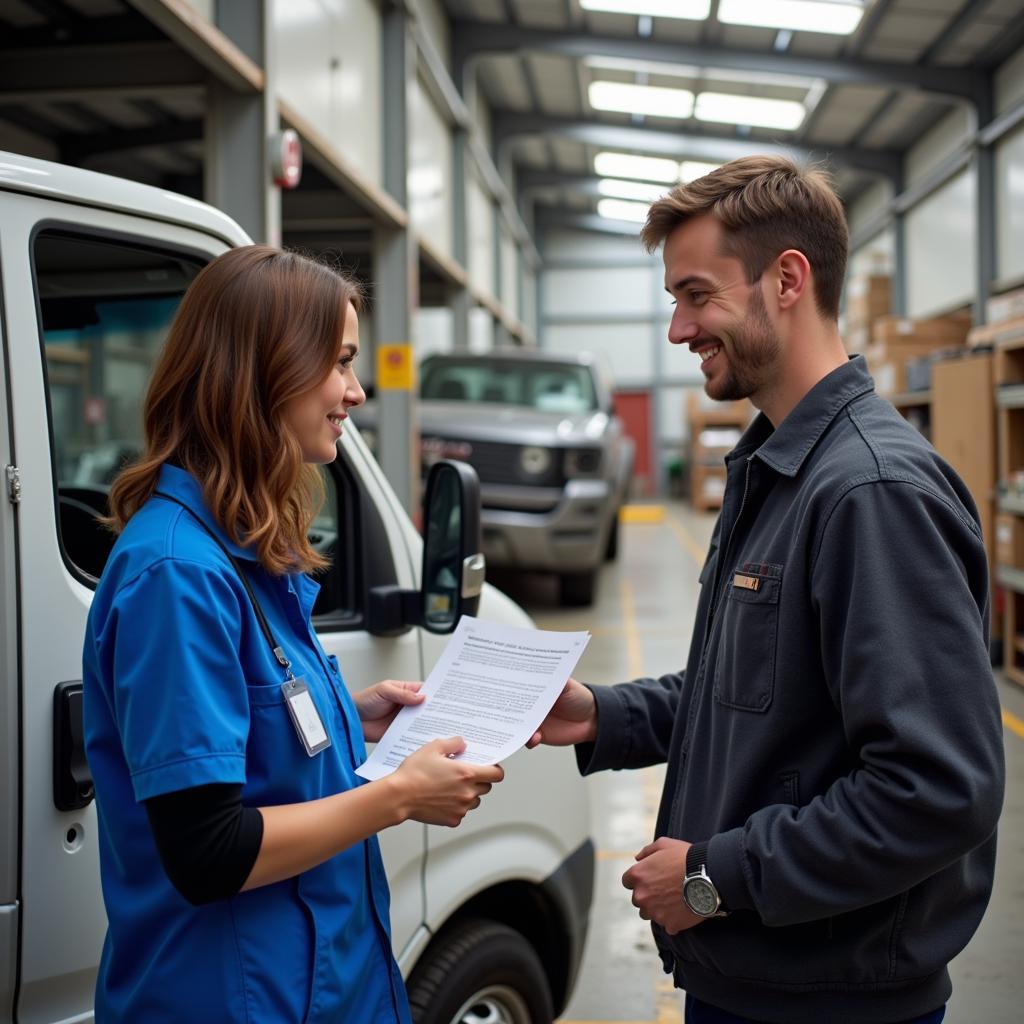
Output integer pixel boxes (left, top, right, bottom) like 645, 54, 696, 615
83, 464, 412, 1023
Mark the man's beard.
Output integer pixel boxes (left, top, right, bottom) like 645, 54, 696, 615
706, 287, 781, 402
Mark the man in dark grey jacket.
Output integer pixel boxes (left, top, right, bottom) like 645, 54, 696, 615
529, 156, 1005, 1024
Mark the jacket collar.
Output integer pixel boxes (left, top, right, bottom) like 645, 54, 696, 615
729, 355, 874, 478
154, 463, 259, 562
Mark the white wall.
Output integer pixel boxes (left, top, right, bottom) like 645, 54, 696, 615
846, 179, 894, 242
408, 77, 453, 258
274, 0, 382, 188
467, 171, 495, 297
996, 124, 1024, 285
996, 43, 1024, 116
906, 169, 977, 316
469, 307, 494, 352
413, 306, 454, 360
905, 108, 972, 188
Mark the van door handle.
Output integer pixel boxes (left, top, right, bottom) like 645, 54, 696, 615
54, 681, 94, 811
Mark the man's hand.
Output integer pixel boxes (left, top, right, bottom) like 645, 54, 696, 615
525, 678, 597, 748
354, 680, 424, 742
621, 837, 704, 936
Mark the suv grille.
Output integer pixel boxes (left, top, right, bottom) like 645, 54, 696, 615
421, 437, 566, 488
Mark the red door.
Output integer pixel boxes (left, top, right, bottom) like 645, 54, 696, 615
613, 390, 652, 497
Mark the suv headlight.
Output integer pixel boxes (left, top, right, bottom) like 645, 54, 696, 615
564, 447, 603, 477
519, 445, 552, 476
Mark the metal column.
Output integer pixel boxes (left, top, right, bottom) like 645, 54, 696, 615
452, 128, 471, 351
374, 3, 418, 514
205, 0, 280, 245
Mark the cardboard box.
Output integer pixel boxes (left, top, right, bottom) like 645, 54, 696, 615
996, 514, 1024, 568
987, 285, 1024, 325
872, 314, 971, 350
845, 274, 891, 325
865, 343, 951, 396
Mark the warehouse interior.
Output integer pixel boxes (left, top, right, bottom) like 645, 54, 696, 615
3, 0, 1024, 1021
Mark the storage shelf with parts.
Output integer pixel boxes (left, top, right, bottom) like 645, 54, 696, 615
686, 394, 753, 512
990, 318, 1024, 687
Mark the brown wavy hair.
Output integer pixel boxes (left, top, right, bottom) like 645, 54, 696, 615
106, 245, 362, 575
640, 155, 848, 320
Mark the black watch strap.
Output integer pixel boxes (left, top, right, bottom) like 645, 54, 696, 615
686, 841, 710, 877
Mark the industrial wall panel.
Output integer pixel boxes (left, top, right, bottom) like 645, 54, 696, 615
522, 270, 538, 336
996, 124, 1024, 283
906, 169, 976, 317
848, 227, 895, 278
414, 307, 454, 360
995, 44, 1024, 116
544, 266, 653, 318
847, 180, 893, 241
544, 229, 650, 263
904, 108, 971, 189
274, 0, 382, 189
409, 78, 453, 258
544, 323, 653, 385
468, 172, 495, 297
659, 385, 690, 444
469, 306, 495, 352
500, 229, 517, 312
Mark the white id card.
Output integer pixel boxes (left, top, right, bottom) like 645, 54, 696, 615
282, 678, 331, 756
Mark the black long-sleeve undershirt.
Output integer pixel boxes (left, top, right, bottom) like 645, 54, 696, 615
144, 784, 264, 906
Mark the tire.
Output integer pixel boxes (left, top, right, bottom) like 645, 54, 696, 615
407, 918, 554, 1024
604, 513, 620, 562
559, 568, 596, 607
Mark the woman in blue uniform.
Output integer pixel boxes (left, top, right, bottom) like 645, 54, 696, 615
83, 245, 503, 1023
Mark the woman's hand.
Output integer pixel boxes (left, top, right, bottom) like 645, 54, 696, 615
525, 678, 597, 748
389, 736, 505, 827
354, 680, 425, 742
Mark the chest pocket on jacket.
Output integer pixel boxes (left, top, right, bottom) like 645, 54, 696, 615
713, 562, 782, 712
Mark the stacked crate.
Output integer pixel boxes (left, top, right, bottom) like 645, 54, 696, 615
686, 392, 753, 512
844, 273, 891, 354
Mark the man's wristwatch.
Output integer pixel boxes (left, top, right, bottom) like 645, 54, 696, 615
682, 842, 727, 918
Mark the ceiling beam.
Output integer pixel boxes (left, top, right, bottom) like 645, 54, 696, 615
451, 20, 983, 104
493, 113, 903, 181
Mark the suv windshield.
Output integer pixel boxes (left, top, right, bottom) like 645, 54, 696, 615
420, 358, 598, 414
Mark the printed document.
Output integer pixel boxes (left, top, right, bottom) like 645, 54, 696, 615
355, 616, 590, 780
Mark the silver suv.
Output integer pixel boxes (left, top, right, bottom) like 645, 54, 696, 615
357, 350, 634, 606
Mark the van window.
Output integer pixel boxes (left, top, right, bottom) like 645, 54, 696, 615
33, 230, 368, 618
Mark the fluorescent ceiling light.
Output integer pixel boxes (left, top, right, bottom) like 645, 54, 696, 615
595, 151, 680, 183
580, 0, 711, 19
718, 0, 864, 35
598, 178, 669, 202
597, 198, 650, 223
695, 91, 806, 130
589, 81, 695, 119
680, 161, 721, 182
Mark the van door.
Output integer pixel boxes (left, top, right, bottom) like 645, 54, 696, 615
3, 198, 429, 1020
1, 201, 228, 1022
1, 220, 21, 1024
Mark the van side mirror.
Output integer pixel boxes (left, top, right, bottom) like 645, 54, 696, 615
367, 460, 486, 636
421, 460, 485, 631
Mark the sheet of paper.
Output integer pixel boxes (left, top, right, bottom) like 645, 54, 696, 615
355, 615, 590, 781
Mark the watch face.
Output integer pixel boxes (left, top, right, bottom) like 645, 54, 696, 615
684, 876, 719, 916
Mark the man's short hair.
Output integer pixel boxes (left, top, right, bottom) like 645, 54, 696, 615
641, 155, 848, 321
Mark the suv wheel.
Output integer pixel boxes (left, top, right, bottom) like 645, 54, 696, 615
407, 919, 554, 1024
559, 569, 596, 606
604, 514, 620, 562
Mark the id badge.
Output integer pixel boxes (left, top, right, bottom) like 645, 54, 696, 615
282, 677, 332, 757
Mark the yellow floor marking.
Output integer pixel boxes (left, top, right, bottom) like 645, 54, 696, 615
655, 977, 684, 1024
620, 579, 644, 679
1003, 708, 1024, 739
596, 849, 641, 861
621, 504, 666, 524
664, 513, 706, 566
588, 626, 686, 637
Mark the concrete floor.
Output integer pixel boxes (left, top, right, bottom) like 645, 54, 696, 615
490, 502, 1024, 1024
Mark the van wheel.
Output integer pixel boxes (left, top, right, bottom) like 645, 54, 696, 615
407, 918, 553, 1024
604, 514, 620, 561
559, 569, 596, 606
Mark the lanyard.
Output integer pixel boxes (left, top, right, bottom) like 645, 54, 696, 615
152, 491, 296, 683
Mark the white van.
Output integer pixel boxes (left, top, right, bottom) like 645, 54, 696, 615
0, 150, 594, 1024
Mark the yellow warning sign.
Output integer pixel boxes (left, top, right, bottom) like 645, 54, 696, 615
377, 344, 415, 391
